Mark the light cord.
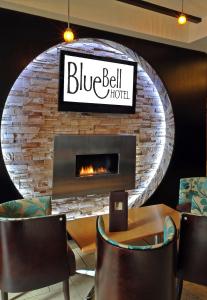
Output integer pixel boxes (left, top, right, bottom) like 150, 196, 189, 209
67, 0, 70, 28
182, 0, 184, 13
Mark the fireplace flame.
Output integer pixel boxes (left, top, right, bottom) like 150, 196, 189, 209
80, 165, 108, 176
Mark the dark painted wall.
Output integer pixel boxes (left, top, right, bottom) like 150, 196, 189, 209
0, 8, 207, 207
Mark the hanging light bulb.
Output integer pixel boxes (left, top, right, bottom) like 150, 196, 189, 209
178, 14, 187, 25
178, 0, 187, 25
63, 0, 74, 42
64, 28, 74, 42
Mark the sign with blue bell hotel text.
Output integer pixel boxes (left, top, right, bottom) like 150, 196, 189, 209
58, 50, 137, 114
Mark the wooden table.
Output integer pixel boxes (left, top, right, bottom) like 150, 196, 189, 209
66, 204, 180, 254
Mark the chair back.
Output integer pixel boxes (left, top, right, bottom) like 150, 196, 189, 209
0, 214, 70, 292
0, 196, 51, 218
95, 216, 177, 300
178, 213, 207, 286
179, 177, 207, 206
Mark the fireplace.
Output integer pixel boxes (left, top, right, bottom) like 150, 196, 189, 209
76, 153, 119, 177
52, 135, 136, 198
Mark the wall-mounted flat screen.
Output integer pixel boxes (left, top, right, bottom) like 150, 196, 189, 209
58, 50, 137, 114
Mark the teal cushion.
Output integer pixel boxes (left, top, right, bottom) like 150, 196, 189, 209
179, 177, 207, 205
163, 216, 176, 243
0, 196, 51, 219
97, 215, 175, 250
191, 195, 207, 216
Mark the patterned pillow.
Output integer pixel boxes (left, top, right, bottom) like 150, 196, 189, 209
0, 196, 51, 218
191, 195, 207, 216
179, 177, 207, 205
97, 215, 175, 250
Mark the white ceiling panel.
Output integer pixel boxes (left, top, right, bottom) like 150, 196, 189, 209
0, 0, 207, 52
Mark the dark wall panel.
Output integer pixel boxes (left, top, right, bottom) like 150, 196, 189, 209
0, 8, 206, 207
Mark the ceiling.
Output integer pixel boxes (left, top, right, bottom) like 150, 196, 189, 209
1, 0, 207, 52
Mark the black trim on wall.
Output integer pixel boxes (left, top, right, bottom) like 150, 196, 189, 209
0, 8, 206, 207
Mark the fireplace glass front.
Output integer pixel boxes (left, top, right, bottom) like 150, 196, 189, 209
76, 153, 119, 177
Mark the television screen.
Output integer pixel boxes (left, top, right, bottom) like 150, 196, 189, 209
58, 50, 137, 114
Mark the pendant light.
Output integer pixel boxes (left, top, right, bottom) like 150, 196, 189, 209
178, 0, 187, 25
63, 0, 74, 42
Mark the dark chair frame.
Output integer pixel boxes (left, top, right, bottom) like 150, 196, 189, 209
95, 216, 177, 300
177, 213, 207, 300
0, 214, 75, 300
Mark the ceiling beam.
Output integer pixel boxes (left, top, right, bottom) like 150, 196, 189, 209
117, 0, 202, 24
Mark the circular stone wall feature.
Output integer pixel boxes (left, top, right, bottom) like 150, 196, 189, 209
1, 39, 174, 218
